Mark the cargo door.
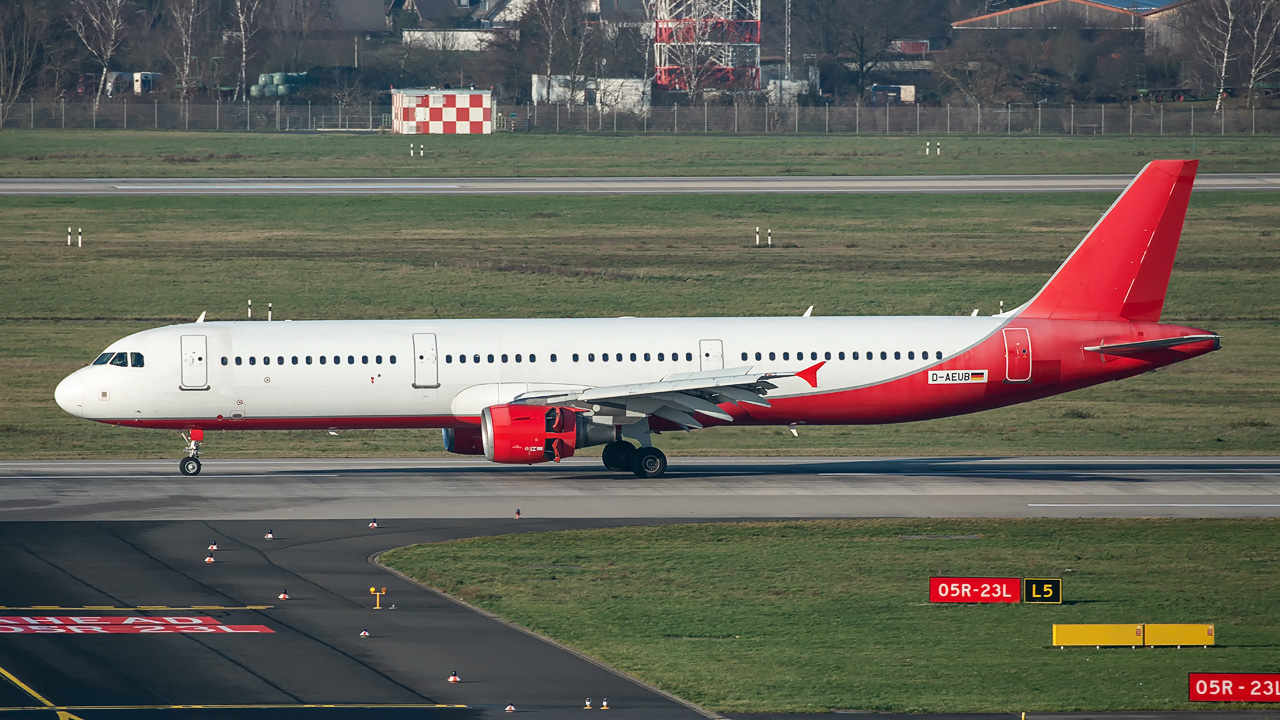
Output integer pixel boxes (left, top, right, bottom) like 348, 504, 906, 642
412, 333, 440, 389
180, 335, 209, 390
1003, 327, 1032, 383
698, 339, 724, 371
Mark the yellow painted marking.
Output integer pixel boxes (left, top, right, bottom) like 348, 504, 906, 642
0, 663, 54, 707
56, 712, 86, 720
0, 704, 468, 712
0, 606, 273, 611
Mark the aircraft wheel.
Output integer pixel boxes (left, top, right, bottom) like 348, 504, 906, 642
179, 457, 202, 476
601, 441, 635, 472
632, 447, 667, 479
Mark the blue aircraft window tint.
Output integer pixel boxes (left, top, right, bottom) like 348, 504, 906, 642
390, 355, 397, 364
306, 356, 312, 365
852, 352, 858, 360
472, 355, 479, 363
572, 353, 578, 362
530, 354, 536, 363
292, 356, 298, 365
501, 354, 508, 363
263, 357, 271, 366
334, 356, 340, 365
376, 355, 383, 364
550, 354, 557, 362
811, 352, 818, 361
348, 355, 355, 365
459, 355, 466, 364
487, 354, 494, 363
658, 353, 665, 361
446, 355, 453, 364
236, 357, 243, 366
362, 355, 369, 364
109, 352, 128, 367
881, 351, 888, 360
741, 352, 748, 361
130, 352, 145, 367
686, 352, 693, 361
93, 353, 113, 365
894, 351, 901, 360
769, 352, 775, 360
755, 352, 762, 360
838, 352, 845, 360
602, 353, 609, 362
221, 357, 228, 366
515, 354, 522, 363
319, 356, 326, 365
908, 351, 915, 360
630, 353, 637, 362
783, 352, 790, 360
824, 352, 831, 360
249, 357, 257, 366
588, 353, 595, 362
867, 351, 874, 360
276, 356, 283, 365
935, 351, 942, 360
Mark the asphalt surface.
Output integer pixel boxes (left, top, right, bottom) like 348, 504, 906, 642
1, 456, 1278, 521
2, 456, 1278, 719
3, 174, 1279, 196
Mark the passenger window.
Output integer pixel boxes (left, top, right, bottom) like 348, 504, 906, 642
459, 355, 466, 364
783, 352, 790, 360
347, 355, 354, 365
867, 351, 874, 360
741, 352, 748, 361
472, 354, 479, 364
221, 357, 228, 366
130, 352, 145, 367
615, 353, 622, 362
376, 355, 382, 364
93, 353, 113, 365
851, 352, 858, 360
236, 357, 243, 366
838, 352, 845, 360
446, 355, 453, 364
530, 354, 536, 363
550, 354, 556, 362
306, 356, 312, 365
263, 357, 270, 366
249, 357, 257, 366
811, 352, 818, 361
627, 353, 634, 362
936, 351, 942, 360
685, 352, 692, 361
588, 353, 595, 362
487, 354, 495, 363
362, 355, 368, 364
501, 354, 508, 363
292, 356, 298, 365
390, 355, 396, 364
881, 351, 888, 360
320, 356, 326, 365
277, 356, 284, 365
769, 352, 776, 360
908, 351, 915, 360
894, 351, 901, 360
515, 354, 522, 363
644, 353, 650, 361
755, 352, 762, 360
572, 353, 579, 362
658, 353, 665, 361
602, 353, 609, 362
824, 351, 831, 360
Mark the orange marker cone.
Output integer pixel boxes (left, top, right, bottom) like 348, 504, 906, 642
601, 698, 609, 710
505, 704, 515, 713
204, 553, 215, 564
368, 518, 378, 529
208, 541, 218, 551
584, 697, 593, 709
264, 529, 274, 539
359, 629, 370, 638
447, 671, 460, 683
278, 590, 289, 600
514, 509, 521, 519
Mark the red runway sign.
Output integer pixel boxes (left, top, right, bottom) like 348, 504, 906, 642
1190, 673, 1280, 702
929, 577, 1021, 603
0, 616, 273, 634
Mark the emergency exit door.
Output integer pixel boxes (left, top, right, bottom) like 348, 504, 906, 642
699, 339, 724, 371
1003, 327, 1032, 383
412, 333, 440, 388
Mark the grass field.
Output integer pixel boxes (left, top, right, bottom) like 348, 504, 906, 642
1, 189, 1276, 458
380, 519, 1280, 713
2, 131, 1280, 177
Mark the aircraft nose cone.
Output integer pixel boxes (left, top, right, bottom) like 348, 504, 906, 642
55, 374, 84, 417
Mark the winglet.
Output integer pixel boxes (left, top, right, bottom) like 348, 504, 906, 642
796, 361, 825, 388
196, 311, 206, 323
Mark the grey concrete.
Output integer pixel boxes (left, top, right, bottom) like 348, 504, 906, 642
1, 174, 1278, 196
1, 456, 1278, 521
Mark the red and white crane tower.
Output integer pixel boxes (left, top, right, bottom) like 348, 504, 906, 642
653, 0, 760, 94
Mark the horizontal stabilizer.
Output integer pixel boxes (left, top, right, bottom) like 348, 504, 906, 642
1084, 334, 1221, 356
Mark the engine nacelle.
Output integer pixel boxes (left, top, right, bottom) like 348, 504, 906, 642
480, 404, 613, 464
442, 427, 485, 455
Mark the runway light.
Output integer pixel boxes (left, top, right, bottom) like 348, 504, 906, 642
278, 590, 289, 600
264, 529, 274, 539
204, 553, 215, 564
360, 629, 370, 638
448, 671, 460, 683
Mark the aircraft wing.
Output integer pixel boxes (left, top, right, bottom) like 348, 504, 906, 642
512, 363, 823, 429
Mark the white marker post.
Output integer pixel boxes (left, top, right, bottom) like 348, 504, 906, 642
409, 143, 413, 158
248, 299, 252, 320
77, 227, 82, 248
925, 141, 930, 156
755, 226, 760, 246
768, 229, 772, 247
67, 226, 72, 246
268, 302, 273, 321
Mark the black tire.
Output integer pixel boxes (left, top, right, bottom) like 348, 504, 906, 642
601, 441, 635, 472
179, 457, 201, 476
631, 447, 667, 478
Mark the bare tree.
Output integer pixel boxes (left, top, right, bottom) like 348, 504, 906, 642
1182, 0, 1241, 112
0, 1, 49, 126
528, 0, 592, 102
795, 0, 940, 98
1239, 0, 1280, 106
163, 0, 203, 98
69, 0, 129, 108
231, 0, 268, 102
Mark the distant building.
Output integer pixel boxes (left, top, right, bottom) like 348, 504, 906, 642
951, 0, 1190, 52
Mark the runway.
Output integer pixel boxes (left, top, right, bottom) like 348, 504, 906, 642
1, 456, 1278, 521
3, 173, 1279, 196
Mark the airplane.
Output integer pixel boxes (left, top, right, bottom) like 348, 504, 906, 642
54, 160, 1220, 478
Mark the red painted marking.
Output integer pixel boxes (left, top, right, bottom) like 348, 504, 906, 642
0, 617, 272, 634
929, 577, 1021, 603
796, 361, 825, 388
1190, 673, 1280, 702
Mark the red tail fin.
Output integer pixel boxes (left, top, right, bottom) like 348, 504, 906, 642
1018, 160, 1197, 322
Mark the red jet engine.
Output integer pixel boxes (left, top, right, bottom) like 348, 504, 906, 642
481, 404, 613, 464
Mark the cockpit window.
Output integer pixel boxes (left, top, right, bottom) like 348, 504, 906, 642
93, 353, 113, 365
130, 352, 144, 368
109, 352, 128, 367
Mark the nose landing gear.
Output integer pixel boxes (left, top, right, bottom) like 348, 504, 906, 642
180, 428, 204, 476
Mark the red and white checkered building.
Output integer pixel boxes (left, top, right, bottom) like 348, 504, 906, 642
392, 89, 493, 135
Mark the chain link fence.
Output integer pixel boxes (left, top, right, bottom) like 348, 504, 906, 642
5, 100, 1279, 135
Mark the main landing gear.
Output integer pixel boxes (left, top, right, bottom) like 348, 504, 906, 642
179, 428, 204, 476
601, 440, 667, 478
